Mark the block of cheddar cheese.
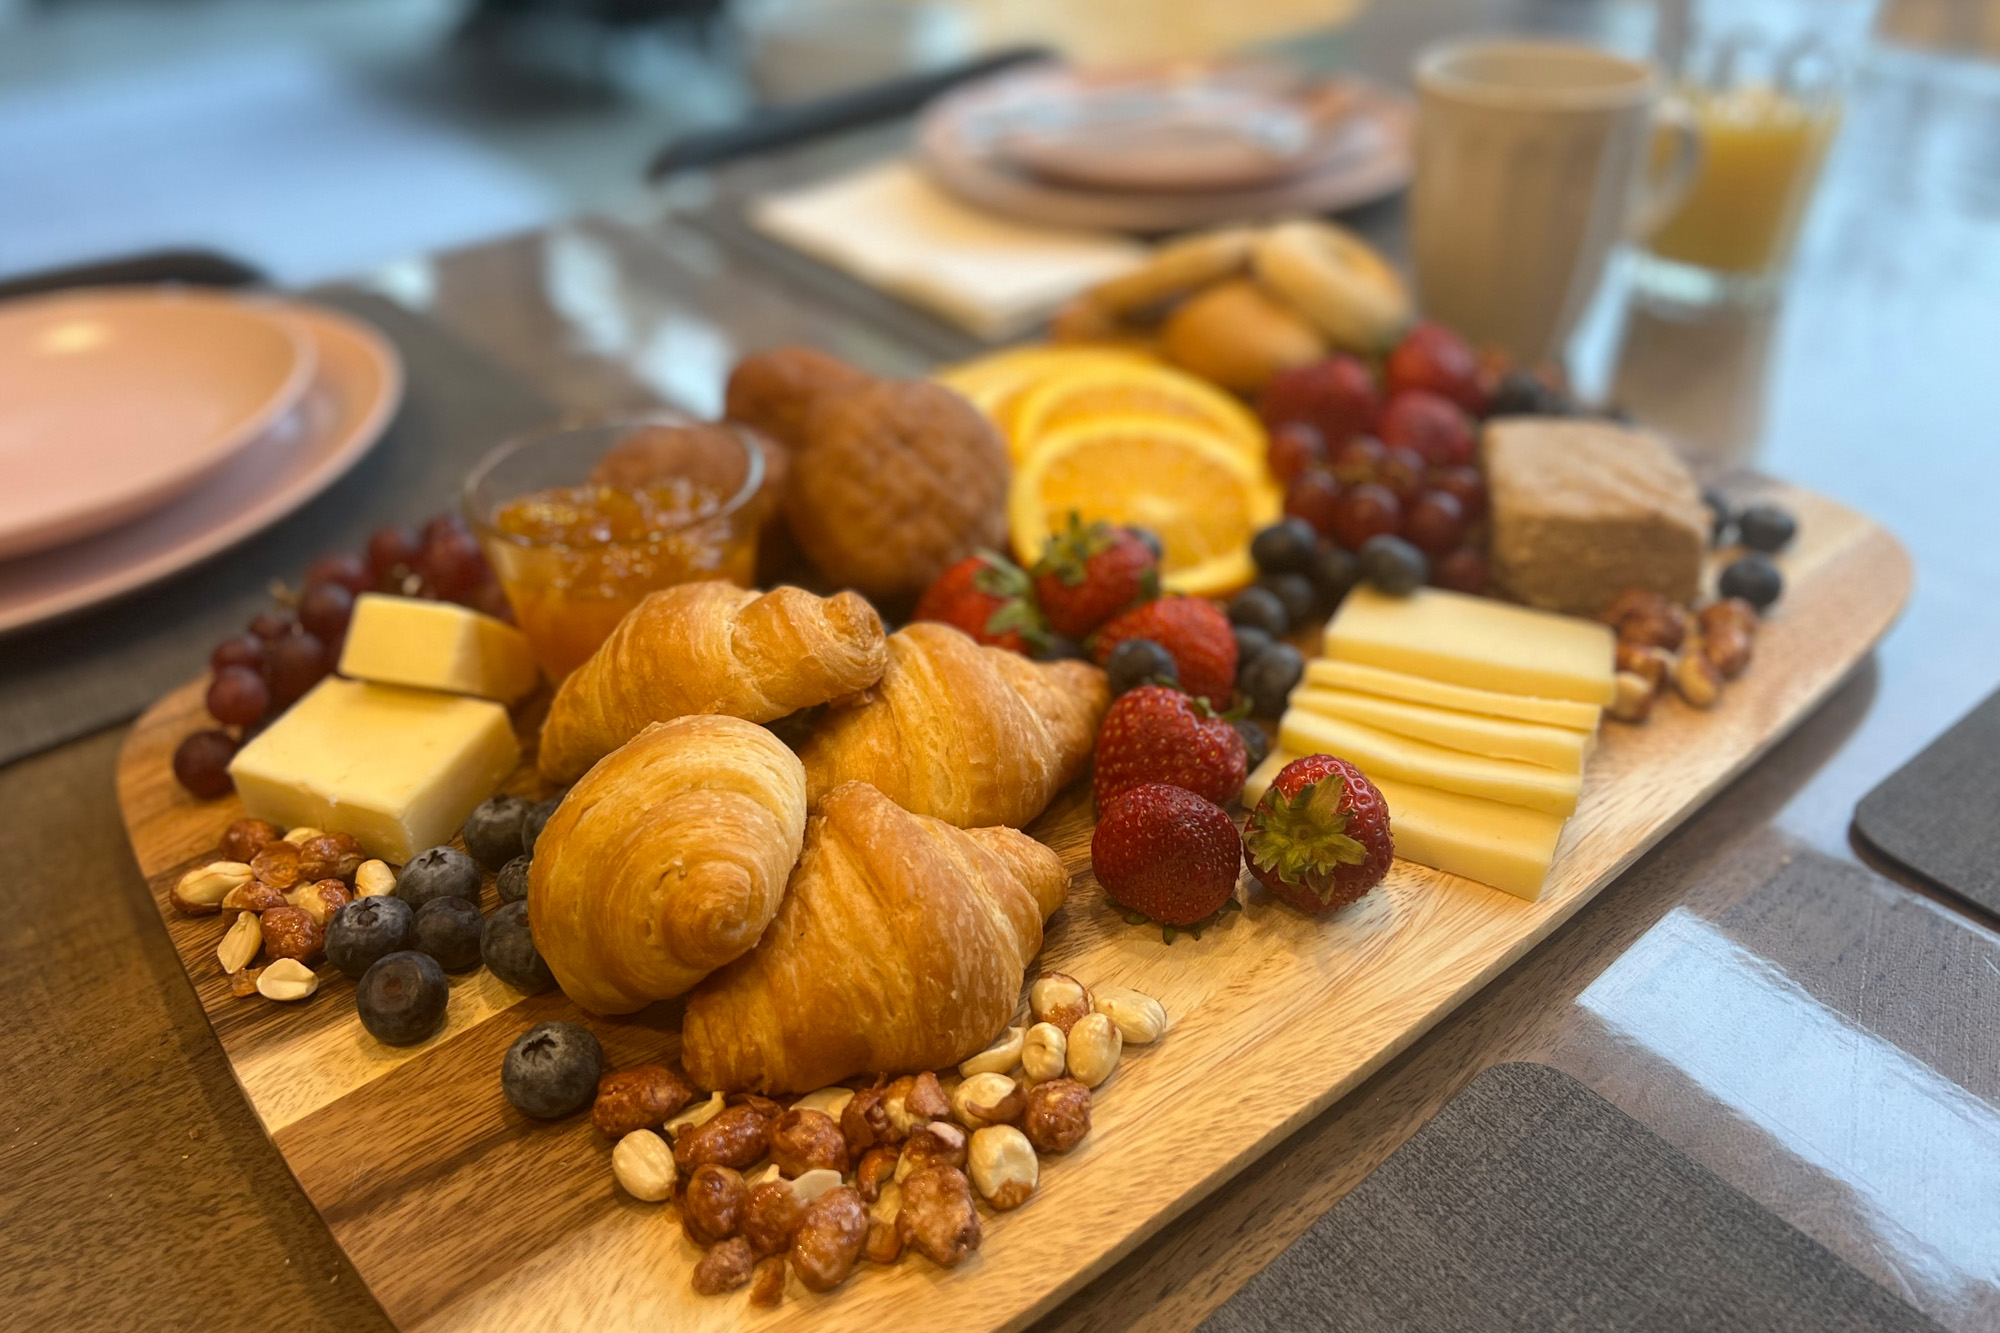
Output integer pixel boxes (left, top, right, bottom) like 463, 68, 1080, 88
229, 677, 519, 862
1289, 686, 1593, 773
338, 594, 539, 704
1279, 708, 1581, 817
1302, 659, 1602, 731
1323, 586, 1615, 705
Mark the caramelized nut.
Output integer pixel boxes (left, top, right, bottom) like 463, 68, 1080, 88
863, 1181, 903, 1264
592, 1064, 695, 1139
743, 1178, 806, 1256
171, 860, 254, 915
951, 1073, 1024, 1129
894, 1120, 967, 1183
249, 841, 302, 890
1608, 671, 1656, 724
840, 1084, 899, 1151
1615, 641, 1670, 692
958, 1025, 1025, 1077
219, 819, 282, 863
1601, 589, 1688, 652
1671, 648, 1723, 709
260, 905, 325, 964
769, 1108, 848, 1177
674, 1103, 772, 1174
691, 1236, 754, 1295
230, 966, 263, 998
1022, 1021, 1068, 1082
896, 1165, 981, 1268
1703, 620, 1754, 679
353, 859, 397, 898
217, 911, 262, 974
749, 1256, 786, 1307
1022, 1078, 1091, 1153
1698, 596, 1759, 639
297, 832, 365, 881
611, 1128, 675, 1201
1093, 986, 1168, 1044
681, 1163, 747, 1245
1065, 1012, 1123, 1089
285, 879, 351, 928
967, 1125, 1038, 1210
854, 1146, 899, 1203
1029, 972, 1093, 1034
788, 1186, 867, 1292
220, 880, 288, 918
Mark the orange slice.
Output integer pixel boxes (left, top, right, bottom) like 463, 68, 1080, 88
933, 346, 1153, 423
1009, 416, 1281, 596
1007, 362, 1265, 465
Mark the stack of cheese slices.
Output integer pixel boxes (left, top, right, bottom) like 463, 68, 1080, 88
1245, 586, 1616, 901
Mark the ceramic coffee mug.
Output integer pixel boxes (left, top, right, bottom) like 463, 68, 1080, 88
1412, 40, 1700, 364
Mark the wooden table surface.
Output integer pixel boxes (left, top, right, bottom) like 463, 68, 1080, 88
7, 2, 2000, 1330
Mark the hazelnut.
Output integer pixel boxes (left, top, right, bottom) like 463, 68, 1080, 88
170, 860, 253, 916
1093, 986, 1168, 1044
896, 1165, 981, 1268
249, 841, 302, 889
788, 1086, 855, 1121
285, 878, 350, 928
863, 1180, 903, 1264
592, 1064, 695, 1139
353, 859, 397, 898
769, 1108, 848, 1177
260, 905, 324, 964
1022, 1079, 1091, 1153
219, 818, 282, 862
1029, 972, 1092, 1034
1065, 1012, 1123, 1088
967, 1125, 1038, 1210
256, 958, 319, 1001
297, 832, 364, 881
951, 1073, 1024, 1129
217, 911, 262, 974
1608, 671, 1656, 724
611, 1128, 676, 1201
1671, 648, 1723, 709
958, 1025, 1025, 1078
894, 1120, 967, 1183
663, 1091, 725, 1139
1022, 1021, 1068, 1083
280, 825, 326, 845
691, 1236, 754, 1296
218, 879, 287, 918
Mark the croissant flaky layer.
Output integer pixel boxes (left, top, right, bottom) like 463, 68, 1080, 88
538, 581, 887, 784
798, 622, 1109, 829
681, 782, 1070, 1093
529, 714, 809, 1015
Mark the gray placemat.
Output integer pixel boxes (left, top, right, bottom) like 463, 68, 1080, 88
1200, 1062, 1940, 1333
1854, 686, 2000, 918
0, 290, 555, 766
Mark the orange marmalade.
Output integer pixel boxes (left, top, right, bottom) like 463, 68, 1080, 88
488, 478, 756, 678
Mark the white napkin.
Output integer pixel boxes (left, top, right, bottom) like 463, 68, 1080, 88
748, 160, 1146, 341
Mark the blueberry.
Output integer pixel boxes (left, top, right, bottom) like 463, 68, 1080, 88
1227, 586, 1289, 637
521, 798, 561, 857
1233, 625, 1275, 669
1487, 368, 1571, 417
1736, 503, 1796, 553
1718, 554, 1783, 610
1249, 519, 1319, 575
1307, 545, 1362, 607
502, 1020, 603, 1119
1358, 534, 1429, 596
461, 795, 529, 870
1702, 487, 1734, 546
1255, 572, 1316, 628
496, 854, 531, 905
482, 900, 554, 993
326, 896, 414, 979
1240, 643, 1304, 716
397, 846, 481, 910
1105, 638, 1178, 696
1035, 633, 1086, 662
356, 951, 449, 1046
1126, 526, 1164, 562
1234, 718, 1270, 773
413, 896, 484, 972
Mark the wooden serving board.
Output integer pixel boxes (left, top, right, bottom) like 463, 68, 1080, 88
118, 482, 1907, 1333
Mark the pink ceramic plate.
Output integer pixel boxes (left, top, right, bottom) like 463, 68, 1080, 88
0, 302, 402, 635
0, 288, 317, 560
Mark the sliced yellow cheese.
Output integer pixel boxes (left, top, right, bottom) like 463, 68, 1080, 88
1244, 750, 1566, 901
338, 593, 539, 704
229, 677, 519, 862
1289, 687, 1593, 773
1323, 586, 1615, 705
1279, 709, 1580, 816
1303, 658, 1602, 731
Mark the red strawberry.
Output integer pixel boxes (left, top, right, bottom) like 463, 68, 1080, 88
1092, 783, 1244, 935
1385, 321, 1486, 415
1031, 514, 1160, 639
1091, 596, 1236, 705
1242, 754, 1393, 915
1094, 685, 1248, 807
913, 551, 1046, 655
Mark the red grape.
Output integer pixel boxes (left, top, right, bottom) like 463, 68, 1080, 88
267, 631, 331, 707
1259, 355, 1381, 442
367, 524, 422, 581
1377, 446, 1427, 506
173, 729, 239, 799
420, 530, 492, 603
1282, 469, 1342, 540
1385, 321, 1486, 415
1380, 391, 1475, 467
423, 514, 471, 547
1328, 435, 1387, 487
1432, 546, 1491, 594
1330, 483, 1402, 552
1266, 421, 1327, 485
299, 581, 355, 642
1430, 464, 1488, 522
206, 665, 271, 727
248, 611, 295, 641
210, 634, 264, 674
304, 551, 371, 595
1403, 490, 1466, 555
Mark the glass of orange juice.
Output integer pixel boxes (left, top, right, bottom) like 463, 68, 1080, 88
1635, 0, 1876, 304
464, 413, 766, 679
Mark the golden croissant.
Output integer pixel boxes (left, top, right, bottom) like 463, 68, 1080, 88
529, 714, 809, 1015
797, 621, 1108, 829
681, 781, 1069, 1092
538, 580, 887, 784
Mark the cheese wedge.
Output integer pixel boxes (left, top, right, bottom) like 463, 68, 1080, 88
1303, 659, 1602, 731
1279, 709, 1580, 816
1323, 586, 1615, 705
1245, 750, 1566, 900
1289, 687, 1592, 773
229, 677, 519, 862
338, 594, 539, 704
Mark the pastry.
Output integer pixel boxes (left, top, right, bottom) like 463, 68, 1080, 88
529, 714, 809, 1014
680, 781, 1069, 1092
1160, 278, 1327, 395
797, 621, 1108, 829
539, 581, 887, 784
785, 381, 1010, 601
724, 346, 872, 453
1082, 226, 1257, 318
1252, 220, 1412, 352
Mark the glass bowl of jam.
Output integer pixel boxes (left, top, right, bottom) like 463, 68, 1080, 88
464, 412, 766, 679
